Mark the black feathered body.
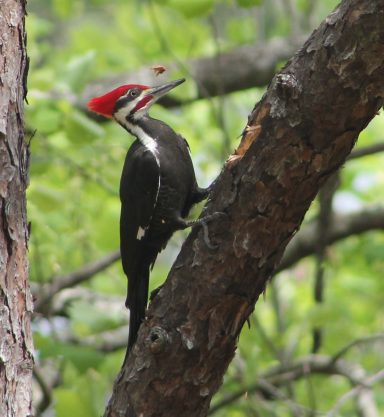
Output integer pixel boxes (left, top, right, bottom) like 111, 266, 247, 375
119, 116, 207, 351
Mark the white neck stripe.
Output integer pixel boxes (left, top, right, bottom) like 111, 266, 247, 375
114, 108, 158, 159
125, 121, 158, 156
114, 108, 161, 240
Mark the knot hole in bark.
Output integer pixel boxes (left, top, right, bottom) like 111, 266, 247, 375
147, 326, 169, 354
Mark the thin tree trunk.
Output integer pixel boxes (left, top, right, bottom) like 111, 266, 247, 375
0, 1, 33, 417
104, 0, 384, 416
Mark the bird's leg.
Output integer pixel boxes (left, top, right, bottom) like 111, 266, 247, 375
193, 177, 220, 204
205, 177, 219, 194
178, 212, 226, 249
199, 220, 217, 250
149, 284, 163, 302
183, 212, 224, 228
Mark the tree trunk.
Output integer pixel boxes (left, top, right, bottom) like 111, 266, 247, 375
0, 1, 33, 417
104, 0, 384, 416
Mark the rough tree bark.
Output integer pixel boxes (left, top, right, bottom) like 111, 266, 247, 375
104, 0, 384, 416
0, 1, 33, 417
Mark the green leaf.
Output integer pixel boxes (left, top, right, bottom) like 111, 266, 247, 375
31, 106, 61, 134
35, 334, 105, 372
306, 304, 341, 328
52, 0, 84, 19
237, 0, 261, 7
61, 51, 97, 93
29, 184, 65, 212
55, 388, 94, 417
65, 110, 104, 143
91, 199, 120, 250
69, 299, 125, 336
166, 0, 214, 17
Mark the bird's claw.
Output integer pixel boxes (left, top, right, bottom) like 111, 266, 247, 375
201, 221, 217, 250
199, 211, 227, 250
150, 284, 164, 301
205, 212, 226, 222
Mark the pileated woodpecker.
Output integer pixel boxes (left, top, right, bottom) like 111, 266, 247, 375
87, 78, 212, 352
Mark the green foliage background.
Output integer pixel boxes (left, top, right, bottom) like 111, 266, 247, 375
27, 0, 384, 416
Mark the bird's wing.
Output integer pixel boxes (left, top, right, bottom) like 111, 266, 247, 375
119, 143, 160, 278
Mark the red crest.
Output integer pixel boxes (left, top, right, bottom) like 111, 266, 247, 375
87, 84, 149, 118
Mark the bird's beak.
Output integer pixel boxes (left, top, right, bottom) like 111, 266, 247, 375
145, 78, 185, 99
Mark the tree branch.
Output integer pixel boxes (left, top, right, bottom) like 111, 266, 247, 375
330, 333, 384, 364
80, 36, 306, 114
67, 324, 128, 353
31, 139, 384, 316
278, 205, 384, 272
32, 202, 384, 317
327, 369, 384, 417
33, 368, 53, 416
312, 173, 339, 353
31, 140, 384, 316
33, 250, 120, 313
210, 352, 379, 415
347, 142, 384, 160
103, 1, 384, 416
32, 143, 384, 312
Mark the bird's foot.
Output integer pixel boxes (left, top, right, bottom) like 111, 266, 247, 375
149, 284, 164, 302
201, 221, 217, 250
206, 178, 219, 194
194, 177, 220, 203
185, 211, 226, 228
185, 212, 226, 249
203, 178, 219, 197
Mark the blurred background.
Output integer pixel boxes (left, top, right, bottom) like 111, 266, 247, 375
27, 0, 384, 416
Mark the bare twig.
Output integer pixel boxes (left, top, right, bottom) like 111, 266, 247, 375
209, 354, 373, 415
252, 315, 282, 360
326, 369, 384, 417
348, 142, 384, 160
255, 377, 316, 416
209, 334, 383, 415
33, 250, 120, 312
70, 324, 129, 352
80, 36, 306, 115
33, 367, 52, 416
312, 173, 339, 353
330, 333, 384, 364
32, 203, 384, 315
30, 141, 384, 315
279, 205, 384, 272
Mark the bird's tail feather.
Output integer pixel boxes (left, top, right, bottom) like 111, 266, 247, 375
124, 262, 150, 364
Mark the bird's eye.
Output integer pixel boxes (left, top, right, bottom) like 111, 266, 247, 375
129, 89, 138, 97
